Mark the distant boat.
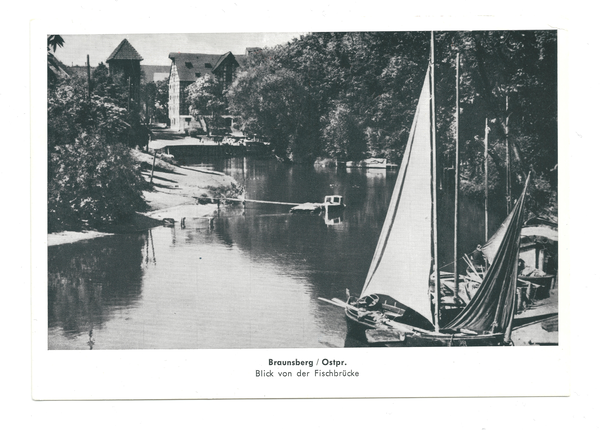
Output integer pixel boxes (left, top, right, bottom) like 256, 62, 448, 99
242, 136, 270, 154
321, 53, 530, 347
344, 158, 398, 169
290, 195, 345, 215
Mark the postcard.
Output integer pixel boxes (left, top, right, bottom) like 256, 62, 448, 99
32, 15, 569, 400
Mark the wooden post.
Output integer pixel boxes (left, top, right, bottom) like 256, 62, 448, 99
150, 150, 156, 184
430, 31, 441, 331
86, 55, 91, 100
484, 118, 489, 242
453, 52, 460, 299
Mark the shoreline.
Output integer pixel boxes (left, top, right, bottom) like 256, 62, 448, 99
48, 149, 239, 247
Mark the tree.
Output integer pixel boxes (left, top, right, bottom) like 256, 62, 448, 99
90, 62, 128, 106
321, 102, 367, 160
154, 77, 169, 123
48, 77, 130, 150
227, 30, 557, 213
228, 64, 320, 161
186, 75, 226, 117
184, 75, 229, 135
434, 31, 558, 207
47, 35, 65, 53
47, 35, 68, 87
48, 74, 149, 232
48, 133, 148, 231
140, 77, 170, 125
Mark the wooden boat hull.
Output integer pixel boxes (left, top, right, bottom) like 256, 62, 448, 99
345, 307, 508, 347
289, 203, 323, 214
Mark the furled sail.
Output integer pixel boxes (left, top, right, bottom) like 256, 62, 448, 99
443, 175, 530, 337
360, 66, 434, 325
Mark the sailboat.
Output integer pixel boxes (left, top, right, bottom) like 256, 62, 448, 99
323, 51, 530, 347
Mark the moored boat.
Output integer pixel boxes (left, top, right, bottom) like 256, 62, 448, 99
290, 195, 345, 214
518, 218, 558, 298
321, 38, 531, 347
474, 215, 558, 309
345, 158, 398, 169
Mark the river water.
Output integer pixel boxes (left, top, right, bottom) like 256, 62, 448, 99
48, 156, 501, 350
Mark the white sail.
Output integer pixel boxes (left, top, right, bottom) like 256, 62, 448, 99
361, 66, 434, 324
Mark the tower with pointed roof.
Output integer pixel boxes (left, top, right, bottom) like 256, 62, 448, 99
107, 39, 143, 105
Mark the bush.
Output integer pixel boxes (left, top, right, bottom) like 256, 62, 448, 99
48, 76, 150, 232
205, 183, 245, 201
48, 134, 149, 232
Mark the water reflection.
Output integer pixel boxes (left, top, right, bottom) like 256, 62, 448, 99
48, 234, 146, 346
48, 157, 504, 349
87, 329, 95, 350
323, 207, 344, 227
144, 229, 156, 266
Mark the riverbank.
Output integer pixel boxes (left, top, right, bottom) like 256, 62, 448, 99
47, 148, 240, 247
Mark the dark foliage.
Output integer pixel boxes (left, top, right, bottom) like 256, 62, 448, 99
48, 134, 149, 231
226, 31, 557, 213
48, 57, 149, 232
142, 77, 169, 124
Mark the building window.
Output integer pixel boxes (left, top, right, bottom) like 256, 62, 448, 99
205, 63, 212, 68
185, 62, 193, 68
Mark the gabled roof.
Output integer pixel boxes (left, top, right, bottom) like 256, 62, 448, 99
212, 52, 239, 72
107, 39, 144, 62
168, 52, 224, 82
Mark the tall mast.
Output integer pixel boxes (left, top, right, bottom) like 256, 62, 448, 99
430, 31, 441, 331
505, 95, 511, 215
484, 118, 489, 242
453, 52, 460, 300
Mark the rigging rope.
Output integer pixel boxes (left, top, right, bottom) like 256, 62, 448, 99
438, 248, 479, 271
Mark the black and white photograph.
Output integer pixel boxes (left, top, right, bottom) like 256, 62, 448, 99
45, 30, 558, 351
10, 0, 599, 423
25, 5, 580, 403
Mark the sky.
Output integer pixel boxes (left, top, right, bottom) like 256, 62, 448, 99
53, 33, 306, 67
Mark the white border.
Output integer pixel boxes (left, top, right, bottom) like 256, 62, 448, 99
32, 15, 570, 401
